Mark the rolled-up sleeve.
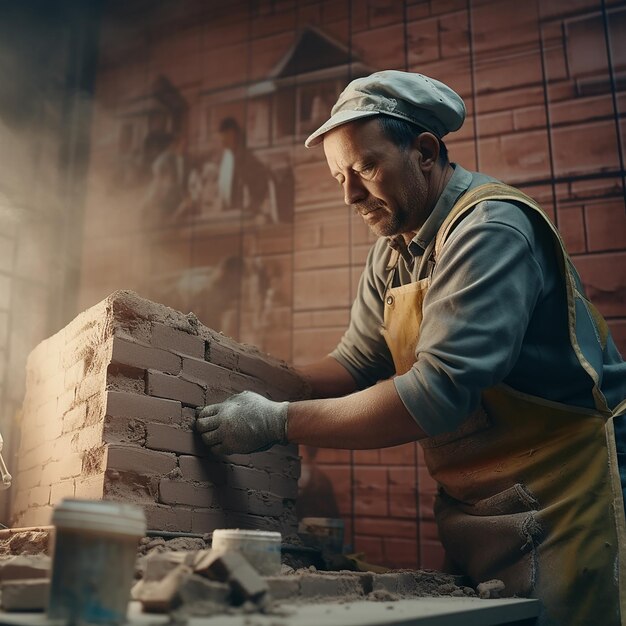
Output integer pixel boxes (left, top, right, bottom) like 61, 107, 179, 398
394, 202, 545, 436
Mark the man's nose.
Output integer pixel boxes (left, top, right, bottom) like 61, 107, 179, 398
343, 175, 367, 205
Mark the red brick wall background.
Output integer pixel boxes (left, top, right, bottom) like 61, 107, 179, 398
80, 0, 626, 569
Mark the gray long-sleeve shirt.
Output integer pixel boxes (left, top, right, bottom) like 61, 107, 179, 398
331, 164, 626, 437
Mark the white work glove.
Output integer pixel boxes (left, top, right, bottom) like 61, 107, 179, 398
195, 391, 289, 455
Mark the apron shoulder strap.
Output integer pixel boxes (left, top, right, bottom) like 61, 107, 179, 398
433, 181, 612, 416
434, 182, 550, 259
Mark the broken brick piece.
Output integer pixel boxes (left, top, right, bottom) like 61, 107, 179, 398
193, 550, 268, 603
143, 551, 196, 582
137, 564, 192, 613
0, 578, 49, 611
477, 578, 506, 599
178, 575, 230, 605
193, 549, 244, 581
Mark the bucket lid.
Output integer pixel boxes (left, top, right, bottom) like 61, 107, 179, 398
52, 499, 146, 537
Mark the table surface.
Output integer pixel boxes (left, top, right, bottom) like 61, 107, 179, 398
0, 597, 540, 626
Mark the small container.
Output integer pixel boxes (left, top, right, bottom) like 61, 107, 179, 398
48, 499, 146, 625
299, 517, 345, 553
211, 529, 281, 575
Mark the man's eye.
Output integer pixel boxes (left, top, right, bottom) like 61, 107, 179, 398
359, 165, 374, 176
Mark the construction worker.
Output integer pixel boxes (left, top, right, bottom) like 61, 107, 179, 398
196, 70, 626, 625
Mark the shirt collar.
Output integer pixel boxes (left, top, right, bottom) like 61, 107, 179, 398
407, 163, 473, 255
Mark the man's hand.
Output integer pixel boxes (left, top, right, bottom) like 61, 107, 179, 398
195, 391, 289, 455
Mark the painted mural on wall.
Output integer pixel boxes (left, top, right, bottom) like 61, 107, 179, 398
81, 0, 626, 571
81, 24, 368, 362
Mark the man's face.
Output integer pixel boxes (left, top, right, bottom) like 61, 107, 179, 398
323, 118, 430, 238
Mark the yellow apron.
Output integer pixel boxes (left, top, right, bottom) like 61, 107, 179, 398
382, 182, 626, 625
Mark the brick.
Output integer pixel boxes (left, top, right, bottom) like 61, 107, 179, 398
228, 465, 270, 492
64, 360, 86, 392
45, 454, 83, 484
372, 572, 417, 595
384, 538, 418, 570
107, 445, 177, 475
420, 541, 445, 570
144, 504, 192, 533
111, 337, 181, 375
106, 391, 182, 423
50, 481, 75, 506
354, 535, 384, 564
354, 517, 417, 539
178, 575, 230, 606
151, 323, 205, 358
310, 448, 351, 463
609, 320, 626, 356
194, 550, 268, 602
18, 443, 53, 473
219, 511, 281, 534
294, 268, 351, 311
74, 475, 104, 499
352, 449, 380, 464
137, 564, 191, 613
0, 579, 49, 611
214, 488, 249, 513
354, 466, 387, 491
182, 358, 232, 388
389, 486, 418, 518
28, 485, 51, 506
299, 573, 364, 599
76, 372, 103, 403
179, 456, 228, 485
159, 479, 213, 508
236, 353, 306, 399
146, 423, 205, 456
0, 555, 50, 581
191, 508, 230, 534
585, 199, 626, 252
62, 404, 88, 434
21, 506, 53, 527
147, 371, 205, 406
247, 491, 284, 517
557, 205, 586, 254
573, 252, 626, 318
264, 575, 300, 600
380, 442, 417, 465
553, 120, 620, 178
144, 552, 194, 582
103, 416, 146, 445
206, 340, 238, 370
268, 473, 298, 499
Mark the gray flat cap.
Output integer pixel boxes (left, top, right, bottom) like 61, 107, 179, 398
305, 70, 466, 148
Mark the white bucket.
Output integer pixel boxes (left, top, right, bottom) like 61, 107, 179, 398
211, 529, 281, 575
48, 499, 146, 624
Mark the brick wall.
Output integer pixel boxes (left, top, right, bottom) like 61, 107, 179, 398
77, 0, 626, 569
11, 290, 307, 533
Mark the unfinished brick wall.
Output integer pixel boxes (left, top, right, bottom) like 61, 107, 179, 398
11, 290, 308, 533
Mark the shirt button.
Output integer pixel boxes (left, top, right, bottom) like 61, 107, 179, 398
386, 295, 394, 306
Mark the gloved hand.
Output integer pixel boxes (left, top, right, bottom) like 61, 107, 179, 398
195, 391, 289, 455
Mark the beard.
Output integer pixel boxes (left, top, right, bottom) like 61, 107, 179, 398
354, 160, 427, 237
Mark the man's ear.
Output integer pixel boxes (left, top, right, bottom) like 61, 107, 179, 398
413, 132, 440, 171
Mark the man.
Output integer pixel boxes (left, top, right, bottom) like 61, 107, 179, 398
196, 71, 626, 625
